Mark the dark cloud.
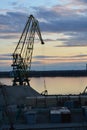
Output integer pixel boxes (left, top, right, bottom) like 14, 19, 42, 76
47, 62, 86, 70
0, 53, 86, 71
0, 54, 12, 60
31, 61, 42, 65
31, 60, 87, 71
0, 2, 87, 47
44, 39, 56, 42
33, 55, 47, 59
10, 2, 18, 6
78, 0, 87, 3
55, 31, 87, 47
0, 11, 27, 33
0, 11, 29, 39
34, 7, 59, 21
32, 4, 87, 47
62, 32, 87, 47
1, 5, 87, 34
33, 55, 58, 59
43, 19, 87, 32
0, 58, 11, 61
0, 53, 12, 56
0, 57, 11, 61
33, 54, 87, 60
0, 33, 19, 39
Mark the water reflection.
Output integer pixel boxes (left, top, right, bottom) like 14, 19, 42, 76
0, 77, 87, 95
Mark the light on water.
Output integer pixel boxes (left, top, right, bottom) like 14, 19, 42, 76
0, 77, 87, 95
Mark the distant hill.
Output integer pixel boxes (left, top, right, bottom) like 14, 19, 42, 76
0, 70, 87, 78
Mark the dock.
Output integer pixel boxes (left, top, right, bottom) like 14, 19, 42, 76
0, 84, 87, 130
1, 123, 87, 130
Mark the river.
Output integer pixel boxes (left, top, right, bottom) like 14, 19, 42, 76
0, 77, 87, 95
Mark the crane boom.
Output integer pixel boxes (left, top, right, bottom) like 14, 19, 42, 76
12, 15, 44, 86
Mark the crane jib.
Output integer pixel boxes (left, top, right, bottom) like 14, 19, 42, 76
12, 15, 45, 86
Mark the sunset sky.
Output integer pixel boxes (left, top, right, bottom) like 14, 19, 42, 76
0, 0, 87, 71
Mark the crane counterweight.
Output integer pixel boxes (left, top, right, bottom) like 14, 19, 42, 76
12, 15, 44, 86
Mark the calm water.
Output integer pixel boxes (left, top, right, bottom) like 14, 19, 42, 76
0, 77, 87, 95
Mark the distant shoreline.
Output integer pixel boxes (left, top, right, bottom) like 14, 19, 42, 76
0, 70, 87, 78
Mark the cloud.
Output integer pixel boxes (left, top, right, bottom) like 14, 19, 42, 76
33, 54, 87, 63
31, 61, 42, 65
35, 54, 87, 70
0, 53, 12, 56
1, 3, 87, 34
33, 55, 58, 59
0, 54, 12, 60
0, 11, 27, 33
30, 5, 87, 46
74, 0, 87, 4
34, 5, 87, 32
0, 53, 87, 71
0, 11, 28, 39
42, 62, 86, 70
0, 33, 20, 39
59, 32, 87, 47
0, 0, 87, 47
10, 2, 18, 6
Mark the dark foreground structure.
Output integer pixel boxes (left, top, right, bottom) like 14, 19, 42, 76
0, 84, 87, 130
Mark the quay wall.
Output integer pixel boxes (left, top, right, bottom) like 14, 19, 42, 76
25, 95, 87, 108
0, 84, 87, 107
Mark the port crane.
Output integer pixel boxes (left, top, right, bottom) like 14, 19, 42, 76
12, 15, 44, 86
